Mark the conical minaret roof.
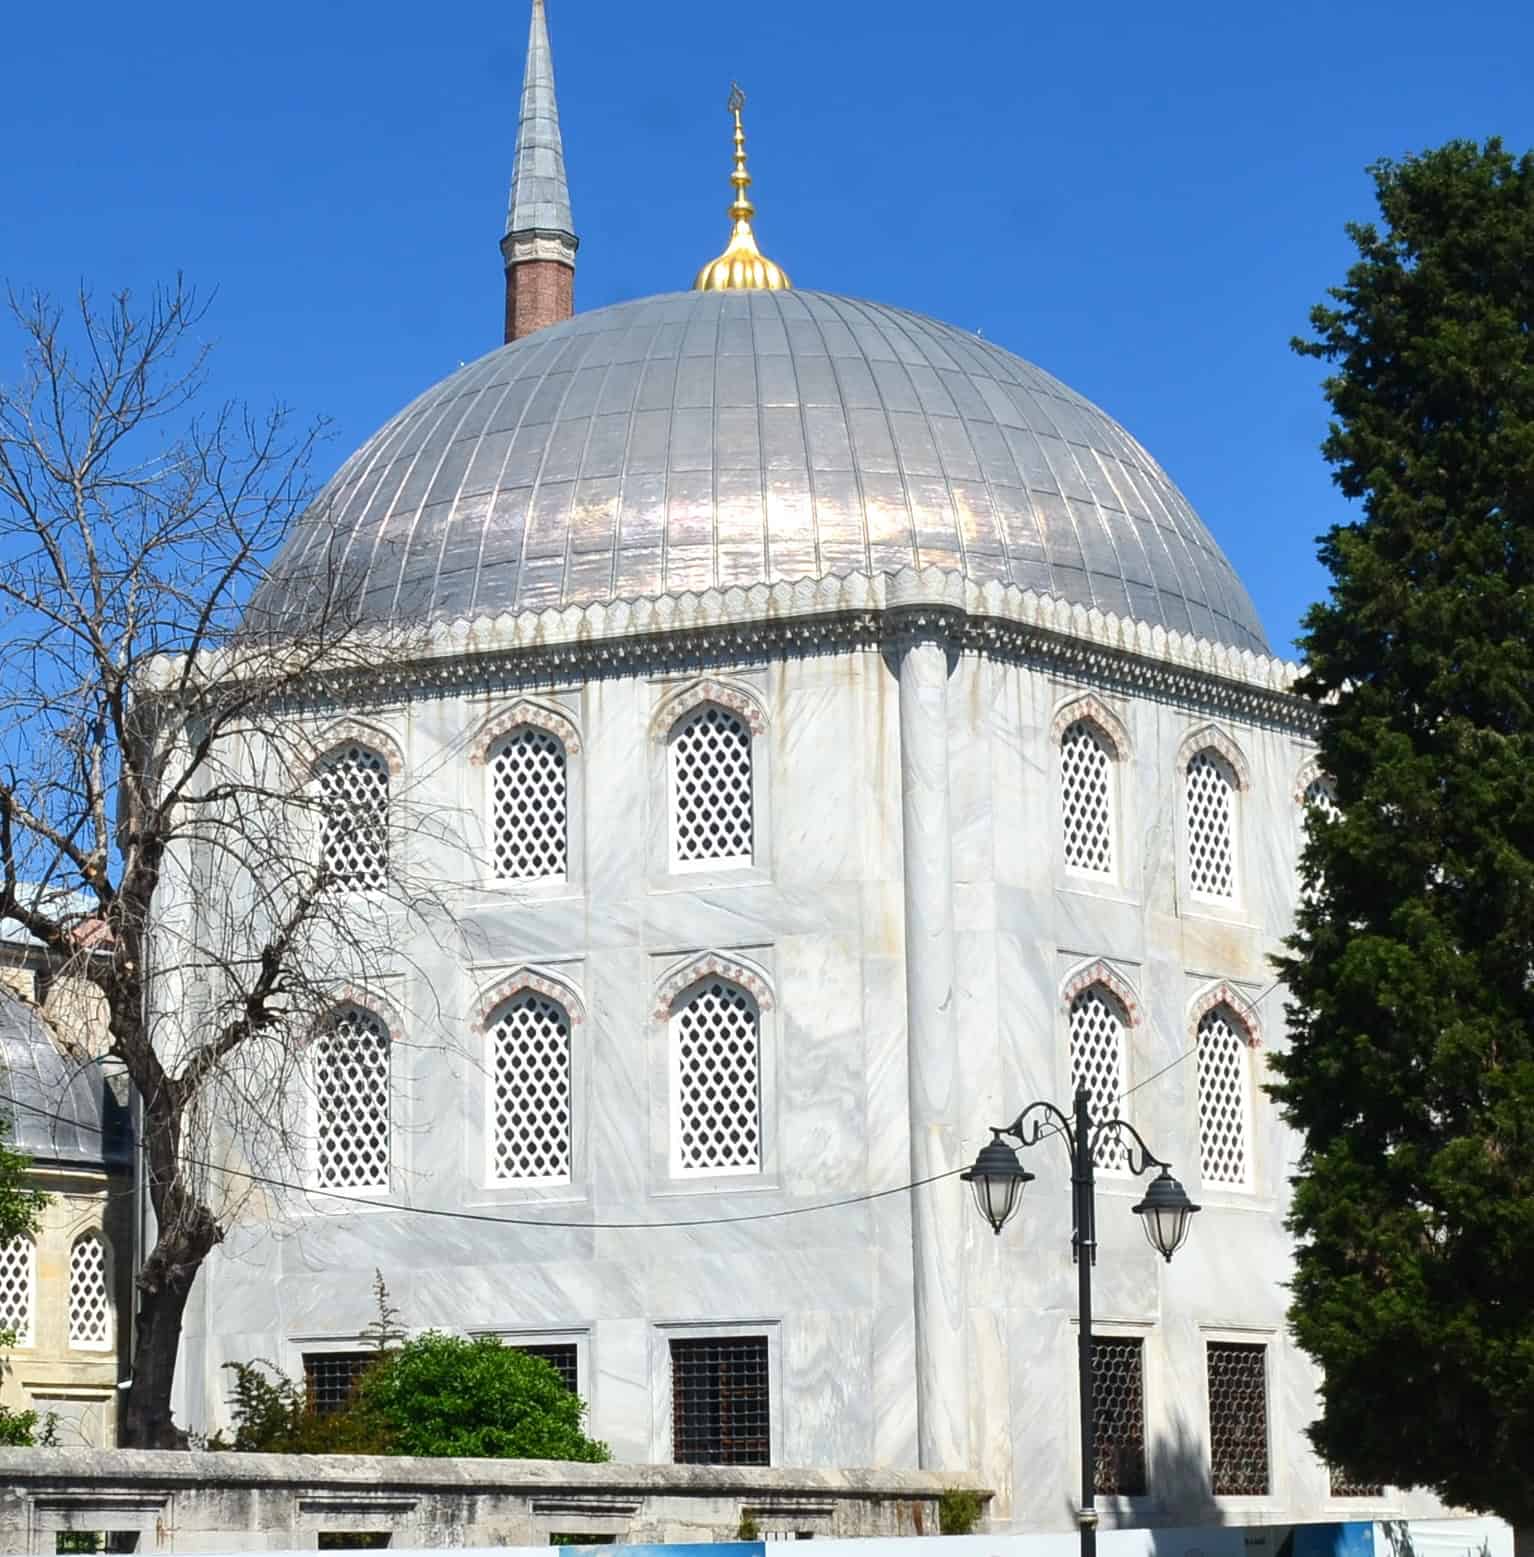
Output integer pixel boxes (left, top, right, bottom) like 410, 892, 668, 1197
505, 0, 575, 240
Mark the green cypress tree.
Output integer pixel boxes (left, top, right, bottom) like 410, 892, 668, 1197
1271, 138, 1534, 1523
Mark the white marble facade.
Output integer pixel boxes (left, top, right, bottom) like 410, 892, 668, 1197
179, 574, 1444, 1531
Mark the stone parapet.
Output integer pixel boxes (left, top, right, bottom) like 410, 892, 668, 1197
0, 1449, 986, 1552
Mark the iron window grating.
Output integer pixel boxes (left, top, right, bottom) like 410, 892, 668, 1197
1091, 1336, 1147, 1496
670, 1335, 770, 1465
515, 1341, 580, 1396
1207, 1341, 1270, 1495
303, 1351, 375, 1416
1329, 1466, 1386, 1498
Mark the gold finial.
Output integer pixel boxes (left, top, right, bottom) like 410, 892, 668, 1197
693, 83, 792, 292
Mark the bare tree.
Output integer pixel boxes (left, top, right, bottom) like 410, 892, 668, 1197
0, 282, 453, 1447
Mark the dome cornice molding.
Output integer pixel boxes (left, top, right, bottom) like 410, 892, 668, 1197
164, 570, 1317, 734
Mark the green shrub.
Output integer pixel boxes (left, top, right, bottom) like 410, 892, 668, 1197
938, 1489, 986, 1535
358, 1333, 610, 1461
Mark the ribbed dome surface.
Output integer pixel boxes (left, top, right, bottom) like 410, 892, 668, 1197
252, 290, 1267, 654
0, 993, 115, 1170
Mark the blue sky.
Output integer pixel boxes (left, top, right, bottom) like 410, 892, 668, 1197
3, 0, 1532, 657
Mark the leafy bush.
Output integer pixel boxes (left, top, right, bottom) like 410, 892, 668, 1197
358, 1333, 609, 1461
206, 1358, 391, 1454
938, 1489, 986, 1535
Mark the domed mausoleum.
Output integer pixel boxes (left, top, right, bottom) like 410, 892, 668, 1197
185, 0, 1448, 1534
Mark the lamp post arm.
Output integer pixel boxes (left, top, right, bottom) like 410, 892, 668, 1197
999, 1098, 1076, 1161
1086, 1115, 1171, 1178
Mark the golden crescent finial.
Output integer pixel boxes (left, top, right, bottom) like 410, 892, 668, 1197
693, 83, 792, 292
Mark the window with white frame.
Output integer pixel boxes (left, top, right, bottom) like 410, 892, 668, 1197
1061, 719, 1116, 876
1186, 748, 1238, 899
669, 704, 753, 869
489, 991, 572, 1183
0, 1236, 35, 1346
68, 1234, 112, 1349
490, 726, 567, 880
313, 1006, 391, 1190
1197, 1006, 1254, 1189
1303, 775, 1339, 822
672, 979, 761, 1175
317, 744, 390, 891
1070, 985, 1129, 1171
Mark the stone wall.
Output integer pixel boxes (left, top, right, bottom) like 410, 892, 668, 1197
0, 1449, 981, 1552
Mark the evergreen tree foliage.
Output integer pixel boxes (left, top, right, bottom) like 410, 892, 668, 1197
1272, 137, 1534, 1523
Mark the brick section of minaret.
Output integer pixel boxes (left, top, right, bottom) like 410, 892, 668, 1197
504, 260, 574, 343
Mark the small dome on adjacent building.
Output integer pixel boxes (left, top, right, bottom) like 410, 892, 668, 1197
253, 289, 1267, 655
0, 993, 119, 1171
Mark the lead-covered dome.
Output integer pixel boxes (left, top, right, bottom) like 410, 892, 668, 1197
252, 290, 1267, 654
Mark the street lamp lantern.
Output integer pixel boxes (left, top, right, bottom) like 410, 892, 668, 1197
963, 1087, 1198, 1557
1132, 1167, 1200, 1262
961, 1131, 1035, 1235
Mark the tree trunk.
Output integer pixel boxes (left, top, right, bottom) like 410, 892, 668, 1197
120, 1221, 220, 1449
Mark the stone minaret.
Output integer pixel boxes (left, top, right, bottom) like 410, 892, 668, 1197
501, 0, 578, 342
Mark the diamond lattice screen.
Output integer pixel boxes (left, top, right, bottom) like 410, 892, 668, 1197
670, 706, 753, 866
0, 1237, 34, 1346
314, 1008, 391, 1190
318, 745, 389, 890
68, 1235, 111, 1348
1304, 776, 1339, 822
1091, 1337, 1147, 1495
1070, 988, 1128, 1171
1186, 750, 1236, 898
491, 727, 567, 880
1329, 1466, 1385, 1498
1198, 1008, 1253, 1188
1062, 721, 1115, 875
1208, 1341, 1270, 1495
491, 993, 572, 1182
674, 981, 761, 1173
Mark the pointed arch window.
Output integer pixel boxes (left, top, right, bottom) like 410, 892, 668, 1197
1061, 719, 1117, 876
490, 726, 568, 881
1186, 748, 1238, 899
669, 704, 754, 869
317, 744, 390, 891
1197, 1005, 1255, 1189
488, 991, 573, 1183
1069, 985, 1130, 1172
672, 978, 761, 1175
68, 1234, 112, 1350
312, 1005, 391, 1191
0, 1236, 35, 1347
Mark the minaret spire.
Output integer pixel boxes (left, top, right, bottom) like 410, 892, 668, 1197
501, 0, 578, 343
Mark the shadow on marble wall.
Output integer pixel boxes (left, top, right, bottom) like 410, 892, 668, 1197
1148, 1414, 1225, 1531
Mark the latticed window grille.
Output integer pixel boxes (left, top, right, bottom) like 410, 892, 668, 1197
1304, 776, 1339, 822
313, 1007, 391, 1190
317, 745, 390, 891
1208, 1341, 1270, 1495
0, 1236, 34, 1346
491, 727, 567, 879
1198, 1007, 1253, 1189
515, 1342, 579, 1395
670, 705, 754, 867
671, 1335, 770, 1464
1062, 721, 1115, 875
1070, 987, 1128, 1172
673, 980, 761, 1174
68, 1235, 111, 1349
1091, 1337, 1147, 1496
1186, 749, 1237, 898
490, 993, 572, 1183
1329, 1465, 1385, 1498
303, 1352, 375, 1416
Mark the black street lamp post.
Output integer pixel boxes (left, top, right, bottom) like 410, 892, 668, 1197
962, 1086, 1200, 1557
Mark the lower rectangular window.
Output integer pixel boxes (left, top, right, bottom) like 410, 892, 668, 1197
515, 1342, 580, 1396
1091, 1336, 1147, 1496
1329, 1466, 1385, 1498
1207, 1341, 1270, 1495
670, 1335, 770, 1465
303, 1351, 375, 1417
